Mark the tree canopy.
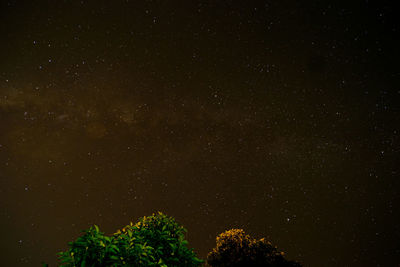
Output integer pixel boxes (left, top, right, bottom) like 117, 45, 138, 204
57, 212, 203, 267
207, 229, 302, 267
55, 213, 302, 266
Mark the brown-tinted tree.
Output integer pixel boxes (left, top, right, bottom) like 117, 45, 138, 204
207, 229, 301, 267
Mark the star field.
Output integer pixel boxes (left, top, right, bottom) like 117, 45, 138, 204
0, 1, 399, 266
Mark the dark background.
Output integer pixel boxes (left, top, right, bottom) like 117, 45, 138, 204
0, 0, 399, 266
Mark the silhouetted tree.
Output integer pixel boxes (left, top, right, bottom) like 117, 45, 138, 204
207, 229, 301, 267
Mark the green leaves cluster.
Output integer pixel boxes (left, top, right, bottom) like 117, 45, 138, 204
57, 212, 203, 267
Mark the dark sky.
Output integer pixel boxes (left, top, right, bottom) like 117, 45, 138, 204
0, 0, 399, 266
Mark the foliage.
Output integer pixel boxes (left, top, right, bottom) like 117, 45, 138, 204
207, 229, 302, 267
57, 212, 203, 267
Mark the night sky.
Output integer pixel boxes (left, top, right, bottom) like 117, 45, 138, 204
1, 1, 399, 266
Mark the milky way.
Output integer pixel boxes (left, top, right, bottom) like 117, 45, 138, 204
0, 1, 399, 266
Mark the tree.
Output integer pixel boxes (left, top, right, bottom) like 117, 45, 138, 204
57, 212, 203, 266
207, 229, 302, 267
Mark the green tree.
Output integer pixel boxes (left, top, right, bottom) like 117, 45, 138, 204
57, 212, 203, 267
207, 229, 301, 267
